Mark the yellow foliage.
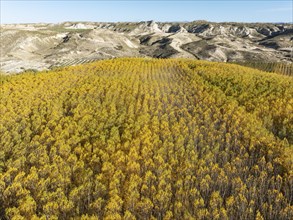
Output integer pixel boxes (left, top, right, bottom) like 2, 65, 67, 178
0, 58, 292, 219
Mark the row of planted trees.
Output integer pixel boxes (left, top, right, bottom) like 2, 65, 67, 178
0, 58, 292, 219
235, 62, 293, 77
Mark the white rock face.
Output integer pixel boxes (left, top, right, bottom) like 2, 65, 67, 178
65, 23, 95, 29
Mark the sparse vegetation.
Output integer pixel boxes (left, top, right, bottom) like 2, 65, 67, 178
235, 62, 293, 76
48, 25, 92, 33
1, 21, 291, 73
50, 58, 102, 69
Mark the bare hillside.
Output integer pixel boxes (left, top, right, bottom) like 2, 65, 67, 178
1, 21, 292, 73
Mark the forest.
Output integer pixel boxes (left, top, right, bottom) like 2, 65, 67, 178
0, 58, 292, 219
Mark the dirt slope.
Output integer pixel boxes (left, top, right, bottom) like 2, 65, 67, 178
1, 21, 292, 73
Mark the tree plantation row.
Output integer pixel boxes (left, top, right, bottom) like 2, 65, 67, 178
236, 62, 293, 77
0, 58, 292, 219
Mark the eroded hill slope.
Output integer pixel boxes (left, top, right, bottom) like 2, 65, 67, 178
1, 21, 292, 73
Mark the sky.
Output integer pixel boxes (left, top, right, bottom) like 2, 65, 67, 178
1, 0, 292, 24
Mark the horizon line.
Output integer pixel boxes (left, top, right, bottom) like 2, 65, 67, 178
1, 20, 292, 25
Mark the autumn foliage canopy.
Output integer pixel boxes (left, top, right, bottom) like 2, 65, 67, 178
0, 58, 292, 219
